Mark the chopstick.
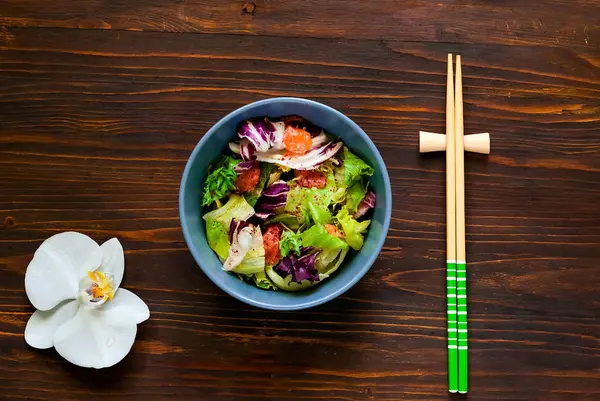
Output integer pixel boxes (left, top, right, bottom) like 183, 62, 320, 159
454, 55, 469, 394
446, 54, 469, 394
424, 54, 476, 393
445, 53, 459, 394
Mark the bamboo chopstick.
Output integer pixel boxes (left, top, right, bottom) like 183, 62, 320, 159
445, 53, 459, 394
454, 55, 469, 394
421, 54, 484, 394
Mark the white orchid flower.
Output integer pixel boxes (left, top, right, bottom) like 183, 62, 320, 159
23, 232, 150, 369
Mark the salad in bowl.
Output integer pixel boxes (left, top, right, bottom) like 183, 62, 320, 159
201, 115, 377, 292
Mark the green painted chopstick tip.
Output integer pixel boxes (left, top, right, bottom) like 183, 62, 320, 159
456, 261, 468, 393
446, 261, 459, 393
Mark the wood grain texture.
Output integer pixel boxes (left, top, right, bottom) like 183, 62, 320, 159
1, 0, 599, 48
1, 1, 599, 400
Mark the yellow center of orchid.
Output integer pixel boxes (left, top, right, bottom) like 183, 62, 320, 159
86, 271, 114, 302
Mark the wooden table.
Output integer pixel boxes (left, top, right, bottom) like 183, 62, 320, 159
1, 1, 599, 400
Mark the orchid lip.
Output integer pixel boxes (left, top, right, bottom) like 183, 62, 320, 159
79, 271, 115, 307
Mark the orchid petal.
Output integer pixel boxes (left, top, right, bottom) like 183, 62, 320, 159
24, 299, 78, 349
99, 238, 125, 290
52, 288, 148, 369
53, 310, 137, 369
25, 232, 102, 311
100, 288, 150, 326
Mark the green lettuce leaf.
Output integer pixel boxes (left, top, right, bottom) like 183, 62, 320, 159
205, 218, 229, 262
308, 202, 332, 225
334, 147, 374, 190
266, 213, 301, 231
267, 166, 283, 187
301, 224, 348, 251
244, 162, 273, 207
230, 226, 265, 275
345, 179, 367, 214
321, 247, 349, 277
300, 224, 349, 272
203, 194, 258, 270
332, 187, 347, 205
252, 271, 278, 290
202, 194, 254, 227
202, 155, 240, 206
265, 265, 321, 292
336, 209, 371, 250
342, 147, 374, 186
279, 230, 302, 257
285, 174, 336, 224
285, 188, 311, 224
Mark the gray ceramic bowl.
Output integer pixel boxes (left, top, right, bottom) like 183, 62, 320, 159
179, 97, 391, 310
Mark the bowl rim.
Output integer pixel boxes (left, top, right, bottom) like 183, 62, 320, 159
179, 97, 392, 310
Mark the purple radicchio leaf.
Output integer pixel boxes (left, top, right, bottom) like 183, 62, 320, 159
331, 155, 342, 167
270, 121, 286, 151
294, 253, 319, 282
223, 219, 254, 271
354, 190, 376, 219
262, 181, 288, 197
239, 139, 256, 161
300, 246, 315, 254
274, 248, 320, 284
229, 130, 340, 170
233, 160, 255, 174
254, 211, 274, 220
238, 118, 277, 152
254, 180, 289, 220
228, 140, 256, 161
309, 132, 329, 148
229, 219, 251, 243
251, 139, 342, 171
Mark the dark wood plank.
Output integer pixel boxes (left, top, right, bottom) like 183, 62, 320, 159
0, 0, 599, 48
0, 19, 599, 401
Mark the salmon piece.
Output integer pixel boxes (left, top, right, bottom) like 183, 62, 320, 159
295, 170, 327, 189
263, 224, 283, 265
325, 224, 343, 238
281, 116, 320, 136
235, 162, 261, 193
283, 126, 312, 155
